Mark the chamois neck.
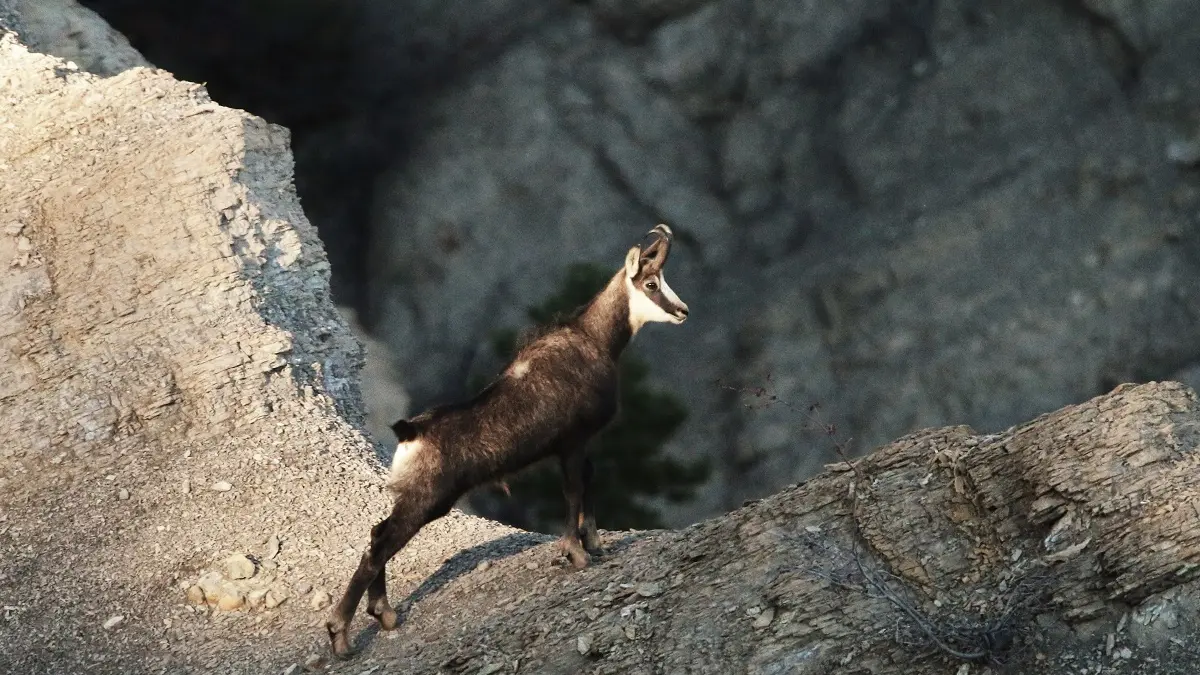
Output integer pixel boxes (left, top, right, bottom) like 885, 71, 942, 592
576, 271, 633, 358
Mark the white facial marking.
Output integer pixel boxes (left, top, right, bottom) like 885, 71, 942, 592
626, 272, 687, 334
658, 273, 686, 318
387, 439, 423, 488
509, 360, 530, 378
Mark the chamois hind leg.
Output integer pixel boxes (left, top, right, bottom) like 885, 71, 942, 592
557, 449, 591, 569
579, 456, 603, 555
364, 493, 454, 632
364, 531, 398, 631
326, 493, 451, 658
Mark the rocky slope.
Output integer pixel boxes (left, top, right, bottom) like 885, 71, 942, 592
0, 15, 419, 673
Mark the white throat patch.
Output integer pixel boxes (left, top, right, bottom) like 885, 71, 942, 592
626, 273, 686, 334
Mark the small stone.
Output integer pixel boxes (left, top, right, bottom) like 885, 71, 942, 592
197, 572, 225, 603
3, 222, 23, 236
117, 488, 130, 501
217, 592, 245, 611
185, 585, 206, 605
636, 582, 663, 598
296, 581, 313, 595
256, 561, 278, 584
310, 589, 331, 611
264, 588, 287, 609
477, 664, 503, 675
182, 479, 191, 494
623, 624, 636, 640
576, 634, 593, 655
302, 653, 323, 670
753, 606, 776, 628
525, 561, 538, 570
266, 534, 281, 559
247, 588, 269, 608
102, 615, 124, 629
586, 608, 601, 620
475, 560, 490, 572
224, 553, 256, 580
211, 481, 233, 492
282, 665, 298, 675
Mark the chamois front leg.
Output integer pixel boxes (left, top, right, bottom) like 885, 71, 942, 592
579, 456, 603, 556
558, 450, 591, 569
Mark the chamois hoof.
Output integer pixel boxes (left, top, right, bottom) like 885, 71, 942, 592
568, 549, 591, 569
326, 619, 353, 659
369, 605, 399, 631
557, 537, 592, 569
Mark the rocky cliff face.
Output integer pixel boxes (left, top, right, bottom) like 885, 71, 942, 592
357, 0, 1200, 522
0, 10, 393, 671
70, 0, 1200, 527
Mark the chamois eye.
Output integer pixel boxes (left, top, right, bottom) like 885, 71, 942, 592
645, 281, 658, 291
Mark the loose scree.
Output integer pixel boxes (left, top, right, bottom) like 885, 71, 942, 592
326, 224, 691, 657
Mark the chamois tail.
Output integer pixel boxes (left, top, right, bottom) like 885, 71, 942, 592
390, 419, 418, 442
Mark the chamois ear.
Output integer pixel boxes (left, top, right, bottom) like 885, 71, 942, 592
624, 246, 642, 279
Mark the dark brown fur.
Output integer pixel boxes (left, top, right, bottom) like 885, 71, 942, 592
325, 226, 687, 657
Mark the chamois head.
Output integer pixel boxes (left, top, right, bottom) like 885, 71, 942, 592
624, 224, 689, 332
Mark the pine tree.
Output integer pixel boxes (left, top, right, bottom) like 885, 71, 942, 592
468, 263, 710, 532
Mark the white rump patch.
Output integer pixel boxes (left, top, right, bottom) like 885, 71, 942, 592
509, 360, 531, 378
386, 439, 424, 489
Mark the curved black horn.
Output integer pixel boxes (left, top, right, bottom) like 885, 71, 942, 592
638, 223, 673, 271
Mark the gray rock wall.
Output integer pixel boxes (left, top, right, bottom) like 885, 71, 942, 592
8, 0, 149, 75
360, 0, 1200, 523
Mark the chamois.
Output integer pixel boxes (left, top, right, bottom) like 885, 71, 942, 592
326, 224, 690, 657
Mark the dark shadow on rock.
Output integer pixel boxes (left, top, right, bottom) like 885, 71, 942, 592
347, 528, 658, 655
348, 530, 552, 654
